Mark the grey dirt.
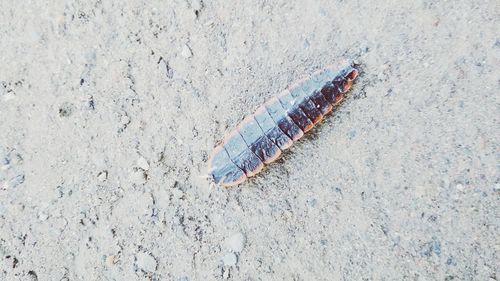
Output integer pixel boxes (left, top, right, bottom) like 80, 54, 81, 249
0, 0, 498, 280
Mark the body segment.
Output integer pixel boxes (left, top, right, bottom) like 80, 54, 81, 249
208, 63, 359, 187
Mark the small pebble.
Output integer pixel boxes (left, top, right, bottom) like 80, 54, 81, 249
181, 44, 193, 58
1, 158, 10, 170
38, 211, 49, 221
225, 232, 246, 253
221, 252, 237, 267
12, 153, 23, 165
493, 183, 500, 192
26, 270, 38, 281
136, 252, 157, 272
106, 255, 117, 267
171, 188, 184, 200
137, 157, 150, 170
222, 268, 230, 279
191, 0, 203, 11
120, 115, 130, 125
9, 174, 25, 188
3, 91, 16, 101
130, 169, 147, 184
97, 171, 108, 182
456, 183, 464, 191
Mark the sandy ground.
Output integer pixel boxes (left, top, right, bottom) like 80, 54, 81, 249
0, 0, 498, 280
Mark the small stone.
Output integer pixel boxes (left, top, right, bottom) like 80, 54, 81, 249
225, 232, 246, 253
130, 169, 147, 184
222, 268, 230, 279
106, 255, 116, 267
38, 211, 49, 221
26, 270, 38, 281
191, 0, 203, 11
3, 91, 16, 101
120, 115, 130, 125
9, 174, 25, 188
171, 188, 184, 200
456, 183, 464, 191
97, 171, 108, 182
1, 158, 10, 170
12, 153, 23, 165
493, 183, 500, 192
136, 252, 157, 272
137, 157, 149, 170
181, 44, 193, 58
221, 252, 237, 267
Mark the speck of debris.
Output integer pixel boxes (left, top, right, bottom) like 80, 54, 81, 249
59, 102, 74, 117
137, 156, 149, 170
9, 174, 25, 188
38, 211, 49, 221
97, 170, 108, 182
171, 188, 184, 200
181, 44, 193, 58
420, 238, 441, 257
191, 0, 204, 17
87, 95, 95, 110
1, 158, 10, 170
120, 114, 130, 125
106, 255, 117, 267
27, 270, 38, 281
12, 153, 23, 165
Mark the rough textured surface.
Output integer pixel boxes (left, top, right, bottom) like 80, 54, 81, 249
0, 0, 498, 280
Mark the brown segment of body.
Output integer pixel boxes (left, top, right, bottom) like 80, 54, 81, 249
208, 63, 359, 187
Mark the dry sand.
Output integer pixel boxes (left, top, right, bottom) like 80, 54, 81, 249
0, 0, 498, 280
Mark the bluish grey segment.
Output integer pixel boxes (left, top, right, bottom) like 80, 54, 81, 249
223, 132, 263, 175
299, 98, 323, 122
209, 149, 245, 185
254, 107, 292, 150
254, 108, 278, 132
278, 92, 313, 130
279, 91, 298, 109
310, 69, 336, 89
238, 117, 265, 146
228, 148, 263, 176
265, 99, 303, 140
289, 69, 337, 108
239, 116, 281, 162
224, 132, 249, 159
248, 134, 281, 163
309, 90, 332, 115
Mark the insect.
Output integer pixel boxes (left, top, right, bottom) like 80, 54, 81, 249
208, 63, 359, 187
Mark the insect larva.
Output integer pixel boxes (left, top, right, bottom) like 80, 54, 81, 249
208, 63, 359, 187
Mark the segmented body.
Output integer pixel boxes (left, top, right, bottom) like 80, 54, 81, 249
208, 63, 359, 187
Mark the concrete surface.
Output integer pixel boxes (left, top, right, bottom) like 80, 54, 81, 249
0, 0, 498, 280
